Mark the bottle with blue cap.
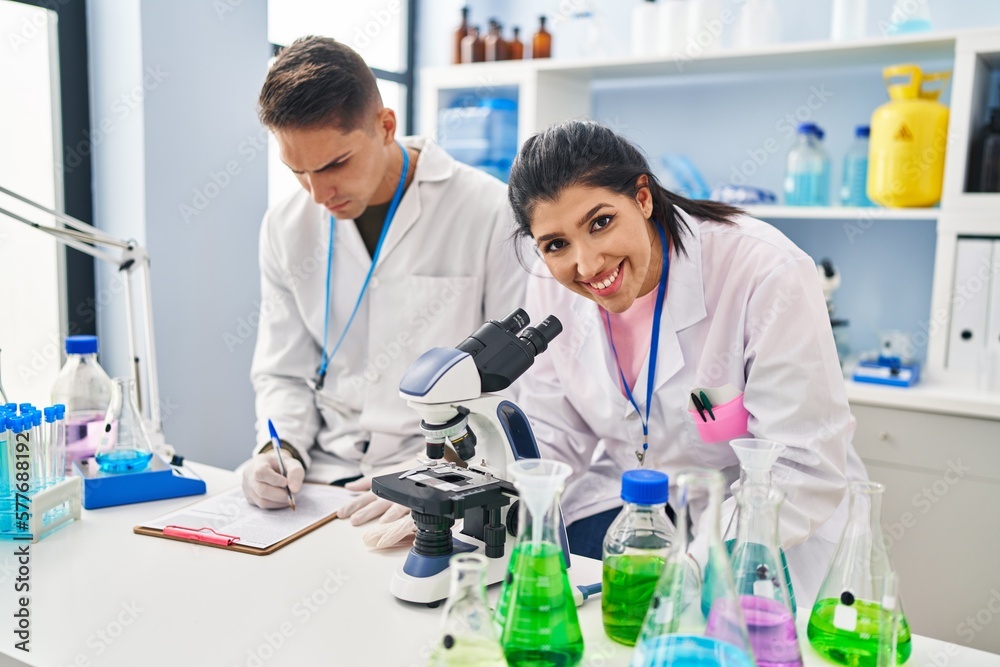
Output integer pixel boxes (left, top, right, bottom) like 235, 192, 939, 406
841, 125, 874, 207
784, 122, 831, 206
601, 469, 675, 646
50, 335, 113, 473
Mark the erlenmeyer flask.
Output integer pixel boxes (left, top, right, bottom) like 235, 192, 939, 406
428, 553, 507, 667
498, 459, 584, 667
730, 484, 803, 667
707, 439, 797, 617
807, 481, 912, 666
94, 377, 153, 474
632, 469, 755, 667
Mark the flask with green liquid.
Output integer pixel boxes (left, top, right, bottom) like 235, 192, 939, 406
496, 459, 584, 666
807, 481, 912, 665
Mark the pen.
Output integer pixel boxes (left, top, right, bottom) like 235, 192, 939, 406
698, 391, 715, 421
691, 392, 708, 422
268, 419, 296, 511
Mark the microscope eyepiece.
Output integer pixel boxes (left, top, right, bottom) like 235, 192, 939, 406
498, 308, 530, 334
519, 316, 563, 356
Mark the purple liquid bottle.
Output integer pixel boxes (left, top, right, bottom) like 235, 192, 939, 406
50, 336, 113, 472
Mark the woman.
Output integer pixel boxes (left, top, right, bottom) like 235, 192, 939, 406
510, 120, 866, 607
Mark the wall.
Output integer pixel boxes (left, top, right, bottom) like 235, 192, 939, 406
88, 0, 269, 469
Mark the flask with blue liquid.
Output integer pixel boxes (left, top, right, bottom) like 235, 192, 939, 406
784, 123, 831, 206
840, 126, 874, 207
95, 377, 153, 474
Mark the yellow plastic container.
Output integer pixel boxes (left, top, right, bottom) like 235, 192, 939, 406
867, 64, 951, 207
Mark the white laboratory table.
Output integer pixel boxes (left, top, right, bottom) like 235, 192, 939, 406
1, 463, 999, 667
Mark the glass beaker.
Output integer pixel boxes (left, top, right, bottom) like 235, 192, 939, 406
429, 553, 507, 667
497, 459, 584, 666
95, 377, 154, 474
632, 469, 755, 667
807, 482, 912, 666
730, 485, 802, 667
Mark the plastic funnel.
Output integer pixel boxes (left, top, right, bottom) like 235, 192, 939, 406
507, 459, 572, 544
729, 438, 785, 486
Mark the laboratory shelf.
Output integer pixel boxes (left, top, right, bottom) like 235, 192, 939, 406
743, 205, 940, 221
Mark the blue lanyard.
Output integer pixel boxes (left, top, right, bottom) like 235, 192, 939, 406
314, 142, 410, 390
603, 223, 670, 466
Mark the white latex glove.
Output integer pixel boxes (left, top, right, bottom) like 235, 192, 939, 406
241, 450, 305, 509
338, 477, 416, 549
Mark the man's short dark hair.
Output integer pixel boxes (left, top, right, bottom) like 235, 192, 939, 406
258, 36, 382, 132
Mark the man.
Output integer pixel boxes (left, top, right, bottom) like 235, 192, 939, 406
241, 36, 523, 548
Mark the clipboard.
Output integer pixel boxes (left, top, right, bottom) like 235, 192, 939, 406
133, 484, 357, 555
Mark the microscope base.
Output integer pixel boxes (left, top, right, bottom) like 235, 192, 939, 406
390, 536, 513, 604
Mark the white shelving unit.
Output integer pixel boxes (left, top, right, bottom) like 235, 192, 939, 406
422, 29, 1000, 653
421, 26, 1000, 411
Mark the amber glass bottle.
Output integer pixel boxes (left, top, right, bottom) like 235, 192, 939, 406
532, 15, 551, 59
461, 26, 485, 63
508, 26, 524, 60
453, 6, 469, 65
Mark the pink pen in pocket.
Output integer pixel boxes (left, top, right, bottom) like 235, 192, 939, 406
689, 385, 751, 444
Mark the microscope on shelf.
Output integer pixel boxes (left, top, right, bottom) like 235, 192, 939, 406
372, 309, 563, 604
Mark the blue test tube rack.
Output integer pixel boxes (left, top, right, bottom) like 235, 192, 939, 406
73, 453, 206, 509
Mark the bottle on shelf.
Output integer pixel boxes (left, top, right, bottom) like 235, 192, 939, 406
735, 0, 780, 49
831, 0, 867, 41
840, 125, 874, 207
632, 0, 660, 58
461, 25, 485, 64
531, 16, 551, 59
50, 335, 113, 473
887, 0, 932, 35
602, 469, 674, 646
484, 19, 508, 62
453, 5, 469, 65
657, 0, 689, 57
687, 0, 723, 54
508, 27, 524, 60
784, 122, 831, 206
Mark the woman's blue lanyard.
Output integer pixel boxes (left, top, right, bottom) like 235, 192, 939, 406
314, 142, 410, 390
602, 223, 670, 467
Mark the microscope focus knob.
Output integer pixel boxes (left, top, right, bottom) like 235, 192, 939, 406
505, 500, 520, 537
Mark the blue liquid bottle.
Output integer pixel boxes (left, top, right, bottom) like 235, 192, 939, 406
784, 123, 830, 206
840, 126, 874, 207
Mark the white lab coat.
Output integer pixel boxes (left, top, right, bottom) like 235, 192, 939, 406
520, 207, 866, 607
250, 137, 526, 482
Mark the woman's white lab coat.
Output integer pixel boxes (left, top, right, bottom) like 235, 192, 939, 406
520, 208, 866, 607
250, 137, 525, 482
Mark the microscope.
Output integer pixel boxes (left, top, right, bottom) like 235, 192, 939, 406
372, 309, 562, 604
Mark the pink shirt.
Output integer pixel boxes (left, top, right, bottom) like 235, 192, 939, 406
601, 287, 659, 395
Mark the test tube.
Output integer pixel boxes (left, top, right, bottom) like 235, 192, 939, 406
30, 410, 44, 493
53, 404, 66, 480
43, 407, 58, 488
0, 413, 10, 498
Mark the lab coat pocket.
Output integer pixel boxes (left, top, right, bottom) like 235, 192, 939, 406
688, 393, 750, 444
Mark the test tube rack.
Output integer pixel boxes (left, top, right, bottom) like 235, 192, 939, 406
0, 475, 82, 543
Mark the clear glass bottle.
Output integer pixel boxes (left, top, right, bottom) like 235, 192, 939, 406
50, 335, 113, 473
730, 485, 803, 667
94, 377, 154, 474
531, 16, 551, 59
784, 123, 831, 206
632, 469, 755, 667
831, 0, 867, 41
841, 126, 874, 206
429, 553, 507, 667
807, 482, 913, 666
497, 459, 583, 666
602, 469, 674, 646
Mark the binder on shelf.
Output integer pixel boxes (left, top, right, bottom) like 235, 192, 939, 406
946, 237, 993, 374
134, 485, 357, 556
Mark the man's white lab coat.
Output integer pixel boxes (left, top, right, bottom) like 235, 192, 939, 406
519, 208, 867, 606
251, 137, 525, 482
